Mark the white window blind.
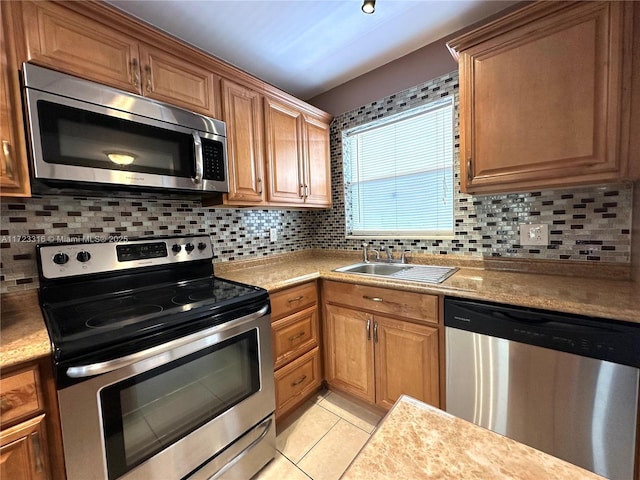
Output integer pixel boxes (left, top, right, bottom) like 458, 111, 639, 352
344, 99, 454, 238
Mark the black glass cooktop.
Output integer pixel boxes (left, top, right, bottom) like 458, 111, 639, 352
40, 275, 268, 362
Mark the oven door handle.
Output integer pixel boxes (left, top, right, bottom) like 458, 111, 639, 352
65, 304, 269, 378
201, 416, 273, 480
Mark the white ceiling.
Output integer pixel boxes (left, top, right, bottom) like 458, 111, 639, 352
107, 0, 518, 100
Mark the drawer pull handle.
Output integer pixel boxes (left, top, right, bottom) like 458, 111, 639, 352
31, 431, 43, 473
363, 295, 383, 302
131, 58, 140, 88
287, 295, 304, 303
145, 64, 153, 93
2, 140, 14, 178
288, 332, 305, 342
291, 375, 307, 387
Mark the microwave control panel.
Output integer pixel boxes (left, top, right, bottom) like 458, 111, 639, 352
202, 139, 225, 181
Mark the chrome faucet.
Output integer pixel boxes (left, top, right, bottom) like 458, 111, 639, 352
362, 243, 380, 263
381, 246, 393, 261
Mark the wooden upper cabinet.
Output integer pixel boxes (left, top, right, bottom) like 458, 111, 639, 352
449, 1, 635, 194
139, 45, 220, 118
1, 1, 31, 197
303, 115, 332, 207
221, 79, 265, 204
264, 97, 305, 204
21, 1, 140, 93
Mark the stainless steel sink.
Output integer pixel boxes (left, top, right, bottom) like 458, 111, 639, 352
334, 262, 457, 284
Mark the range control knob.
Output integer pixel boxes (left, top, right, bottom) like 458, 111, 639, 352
197, 242, 207, 251
172, 244, 182, 253
185, 243, 195, 253
53, 252, 69, 265
76, 251, 91, 263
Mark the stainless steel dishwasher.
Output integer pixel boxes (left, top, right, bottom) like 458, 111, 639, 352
444, 297, 640, 480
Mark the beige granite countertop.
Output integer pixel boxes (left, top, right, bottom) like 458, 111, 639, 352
2, 249, 638, 368
341, 395, 605, 480
0, 289, 51, 369
215, 250, 640, 323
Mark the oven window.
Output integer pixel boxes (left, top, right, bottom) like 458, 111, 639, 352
100, 329, 260, 479
37, 100, 194, 177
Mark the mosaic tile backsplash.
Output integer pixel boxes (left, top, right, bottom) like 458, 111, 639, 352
311, 70, 633, 264
1, 196, 315, 292
0, 70, 633, 292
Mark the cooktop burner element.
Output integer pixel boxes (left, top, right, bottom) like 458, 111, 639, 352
37, 235, 269, 372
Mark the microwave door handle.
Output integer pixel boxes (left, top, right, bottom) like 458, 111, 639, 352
192, 132, 203, 185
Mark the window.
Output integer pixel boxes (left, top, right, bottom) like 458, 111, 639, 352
343, 98, 454, 238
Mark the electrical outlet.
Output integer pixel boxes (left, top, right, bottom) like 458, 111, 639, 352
269, 227, 278, 242
519, 223, 549, 246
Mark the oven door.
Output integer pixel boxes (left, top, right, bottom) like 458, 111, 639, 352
57, 306, 275, 480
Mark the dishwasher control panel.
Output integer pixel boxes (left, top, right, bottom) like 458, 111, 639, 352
445, 297, 640, 368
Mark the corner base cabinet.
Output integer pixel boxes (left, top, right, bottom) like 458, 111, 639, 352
323, 281, 440, 410
449, 1, 637, 194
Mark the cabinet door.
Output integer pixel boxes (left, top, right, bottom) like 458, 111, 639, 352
139, 45, 219, 118
21, 1, 140, 93
0, 2, 30, 197
302, 115, 332, 207
221, 79, 265, 203
456, 2, 632, 193
324, 304, 375, 403
374, 316, 439, 410
0, 414, 49, 480
264, 97, 304, 204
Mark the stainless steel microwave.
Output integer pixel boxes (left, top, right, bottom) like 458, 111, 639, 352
21, 63, 228, 195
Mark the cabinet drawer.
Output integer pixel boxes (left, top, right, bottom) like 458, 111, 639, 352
274, 347, 322, 419
0, 366, 43, 426
272, 306, 318, 370
270, 282, 318, 321
323, 281, 438, 325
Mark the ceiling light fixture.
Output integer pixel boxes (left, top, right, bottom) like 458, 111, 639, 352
362, 0, 375, 14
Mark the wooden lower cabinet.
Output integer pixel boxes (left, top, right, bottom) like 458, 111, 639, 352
0, 414, 48, 480
323, 304, 375, 403
0, 360, 64, 480
323, 281, 440, 411
374, 315, 439, 410
270, 282, 323, 421
274, 347, 322, 420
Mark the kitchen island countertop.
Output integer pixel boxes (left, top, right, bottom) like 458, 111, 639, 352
341, 395, 605, 480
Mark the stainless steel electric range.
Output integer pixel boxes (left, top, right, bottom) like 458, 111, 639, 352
36, 235, 275, 480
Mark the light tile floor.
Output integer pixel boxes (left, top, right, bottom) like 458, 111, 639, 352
254, 390, 383, 480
